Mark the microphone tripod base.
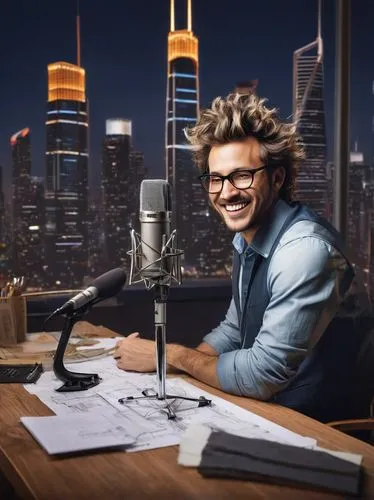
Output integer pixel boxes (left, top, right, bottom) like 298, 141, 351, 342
118, 389, 212, 420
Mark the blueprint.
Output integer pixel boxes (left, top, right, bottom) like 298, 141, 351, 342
24, 355, 317, 452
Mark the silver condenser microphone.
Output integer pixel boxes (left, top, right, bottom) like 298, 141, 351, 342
128, 179, 182, 288
140, 179, 172, 279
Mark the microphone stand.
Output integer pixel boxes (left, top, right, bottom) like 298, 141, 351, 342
119, 229, 212, 419
53, 304, 101, 392
154, 283, 168, 399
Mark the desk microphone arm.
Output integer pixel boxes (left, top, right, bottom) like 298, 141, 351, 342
53, 305, 101, 392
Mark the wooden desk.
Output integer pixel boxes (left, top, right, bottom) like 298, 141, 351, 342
1, 380, 374, 500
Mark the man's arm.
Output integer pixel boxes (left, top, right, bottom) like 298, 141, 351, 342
167, 342, 217, 374
114, 333, 222, 387
167, 344, 221, 388
200, 298, 241, 354
164, 297, 240, 386
214, 236, 351, 400
196, 342, 219, 355
114, 299, 238, 386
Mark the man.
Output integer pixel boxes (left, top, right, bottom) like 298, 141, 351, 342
114, 93, 371, 422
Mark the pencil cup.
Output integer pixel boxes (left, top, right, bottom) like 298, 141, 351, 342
0, 295, 27, 346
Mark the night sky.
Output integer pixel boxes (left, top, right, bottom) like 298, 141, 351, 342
1, 0, 373, 197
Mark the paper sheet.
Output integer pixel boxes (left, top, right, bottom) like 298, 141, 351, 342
21, 411, 136, 455
23, 356, 317, 452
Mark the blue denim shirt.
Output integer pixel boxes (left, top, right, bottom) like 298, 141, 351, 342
203, 199, 371, 400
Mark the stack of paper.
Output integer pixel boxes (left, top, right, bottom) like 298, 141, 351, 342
21, 411, 135, 455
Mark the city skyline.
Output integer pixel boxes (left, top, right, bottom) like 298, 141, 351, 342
1, 0, 374, 196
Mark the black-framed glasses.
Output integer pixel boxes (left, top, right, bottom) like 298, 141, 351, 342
198, 165, 269, 194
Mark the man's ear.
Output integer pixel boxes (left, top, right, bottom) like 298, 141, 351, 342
272, 166, 286, 193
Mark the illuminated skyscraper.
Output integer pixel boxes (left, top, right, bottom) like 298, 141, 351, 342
10, 129, 45, 286
129, 149, 146, 227
44, 12, 88, 288
0, 166, 4, 232
293, 0, 329, 218
166, 0, 206, 274
101, 119, 146, 270
11, 128, 31, 276
0, 165, 4, 248
347, 149, 371, 294
101, 119, 132, 268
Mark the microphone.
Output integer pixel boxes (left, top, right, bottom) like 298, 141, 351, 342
140, 179, 171, 279
50, 267, 127, 317
128, 179, 183, 288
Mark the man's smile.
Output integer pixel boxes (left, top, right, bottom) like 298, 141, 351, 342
224, 201, 250, 213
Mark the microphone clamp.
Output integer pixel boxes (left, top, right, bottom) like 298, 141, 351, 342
127, 228, 183, 289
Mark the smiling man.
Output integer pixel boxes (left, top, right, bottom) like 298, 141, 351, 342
114, 93, 372, 422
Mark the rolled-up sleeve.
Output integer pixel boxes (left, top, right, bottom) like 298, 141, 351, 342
202, 298, 241, 354
216, 237, 349, 400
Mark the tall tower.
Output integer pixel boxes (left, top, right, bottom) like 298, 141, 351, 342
347, 148, 371, 294
0, 164, 8, 282
0, 165, 4, 244
166, 0, 206, 274
101, 119, 132, 269
293, 0, 329, 219
44, 8, 89, 288
10, 128, 31, 276
10, 129, 44, 286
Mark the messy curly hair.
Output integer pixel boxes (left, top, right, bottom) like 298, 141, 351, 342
184, 93, 305, 202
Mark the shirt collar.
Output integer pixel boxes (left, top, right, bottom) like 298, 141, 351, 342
232, 199, 293, 258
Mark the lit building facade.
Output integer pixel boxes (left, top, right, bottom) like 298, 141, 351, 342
0, 166, 4, 238
101, 119, 132, 269
0, 165, 6, 280
25, 177, 46, 289
347, 151, 372, 295
293, 0, 329, 219
10, 130, 45, 287
11, 128, 31, 277
45, 62, 89, 288
166, 0, 207, 274
129, 149, 146, 229
0, 165, 10, 282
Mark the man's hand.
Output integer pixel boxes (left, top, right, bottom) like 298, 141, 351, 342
114, 333, 156, 372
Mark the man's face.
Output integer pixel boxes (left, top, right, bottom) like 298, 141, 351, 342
207, 137, 284, 243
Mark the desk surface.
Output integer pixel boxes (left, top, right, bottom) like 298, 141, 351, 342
1, 379, 374, 500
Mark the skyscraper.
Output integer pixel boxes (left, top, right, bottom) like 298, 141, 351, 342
0, 165, 5, 258
26, 177, 45, 289
293, 0, 329, 218
0, 165, 10, 282
101, 119, 146, 270
347, 149, 371, 294
44, 10, 88, 288
11, 128, 31, 276
10, 129, 45, 287
129, 149, 146, 227
44, 62, 89, 288
101, 119, 132, 268
166, 0, 206, 274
